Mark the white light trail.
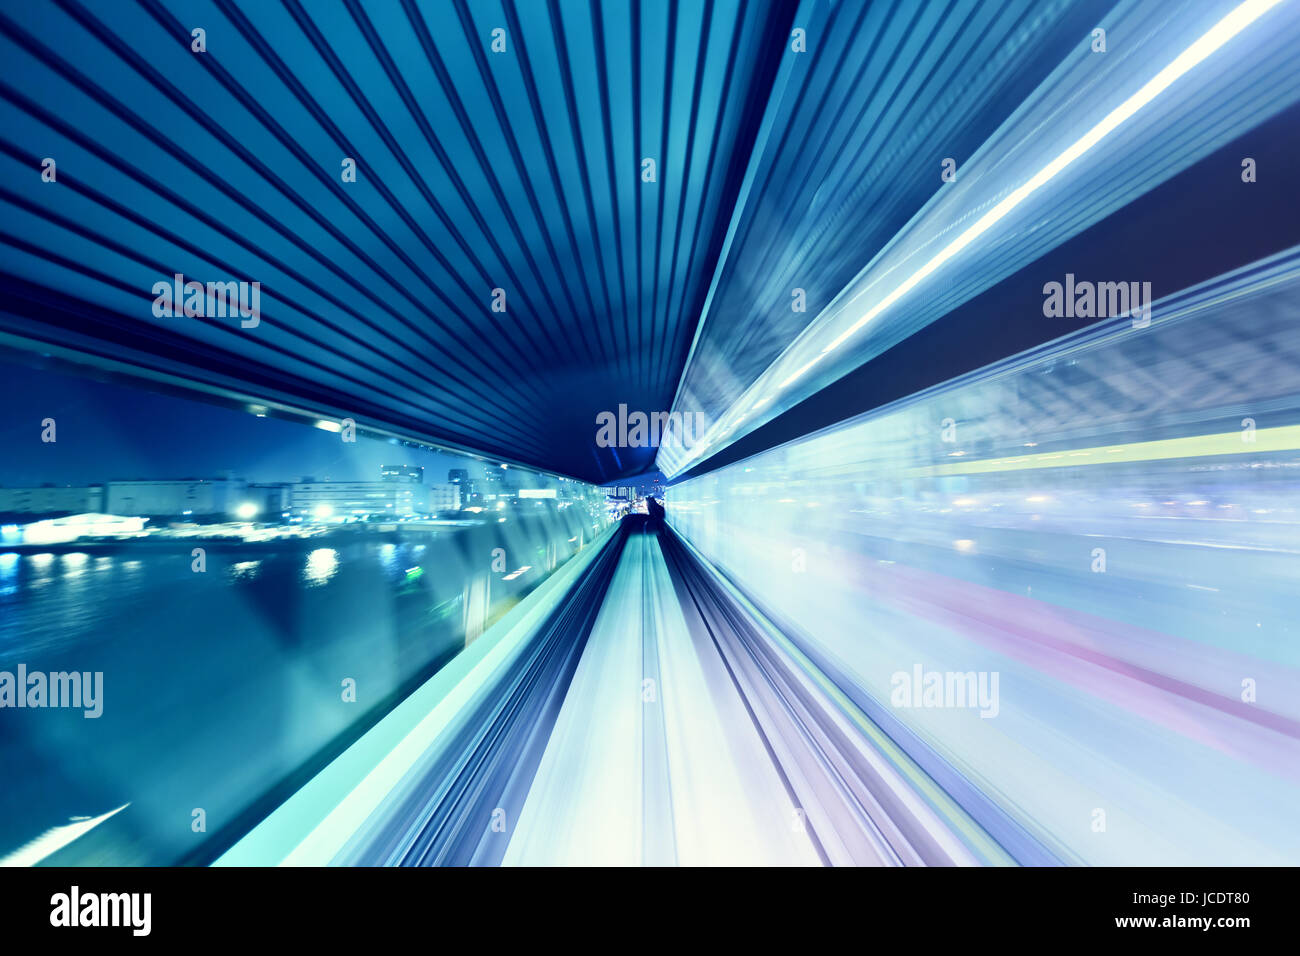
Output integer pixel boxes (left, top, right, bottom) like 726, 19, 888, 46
667, 0, 1286, 475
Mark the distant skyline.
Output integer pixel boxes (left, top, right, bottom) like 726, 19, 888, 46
0, 357, 549, 489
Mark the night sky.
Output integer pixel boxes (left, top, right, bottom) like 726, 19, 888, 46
0, 355, 483, 488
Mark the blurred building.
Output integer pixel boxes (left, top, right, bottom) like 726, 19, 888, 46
381, 464, 424, 483
427, 482, 462, 514
246, 483, 291, 517
0, 485, 105, 514
290, 480, 424, 519
481, 468, 504, 500
105, 479, 246, 517
449, 468, 480, 506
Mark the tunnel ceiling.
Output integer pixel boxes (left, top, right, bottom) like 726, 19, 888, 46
0, 0, 1124, 484
0, 0, 798, 483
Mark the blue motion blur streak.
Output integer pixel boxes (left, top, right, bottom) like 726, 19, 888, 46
666, 249, 1300, 865
662, 0, 1300, 477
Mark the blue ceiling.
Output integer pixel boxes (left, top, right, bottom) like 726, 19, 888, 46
0, 0, 798, 482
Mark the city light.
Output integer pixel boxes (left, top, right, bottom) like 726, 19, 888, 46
235, 502, 259, 520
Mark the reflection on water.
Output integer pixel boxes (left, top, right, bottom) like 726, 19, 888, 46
229, 560, 262, 581
61, 553, 89, 579
0, 510, 606, 865
303, 548, 339, 587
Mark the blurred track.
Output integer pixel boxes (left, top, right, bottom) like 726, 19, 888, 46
503, 516, 822, 866
331, 523, 627, 866
322, 514, 1015, 866
658, 526, 1007, 866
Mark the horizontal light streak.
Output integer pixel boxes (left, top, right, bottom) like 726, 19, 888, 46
907, 425, 1300, 479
